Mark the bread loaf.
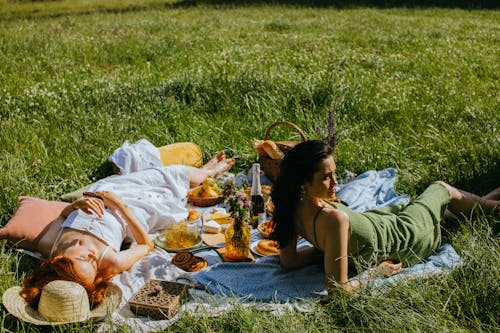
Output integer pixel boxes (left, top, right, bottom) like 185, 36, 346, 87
261, 140, 284, 160
252, 139, 268, 157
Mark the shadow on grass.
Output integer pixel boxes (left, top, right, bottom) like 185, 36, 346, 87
1, 0, 498, 22
454, 160, 500, 196
90, 161, 115, 182
183, 0, 499, 9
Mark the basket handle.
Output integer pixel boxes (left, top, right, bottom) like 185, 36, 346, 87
263, 121, 307, 142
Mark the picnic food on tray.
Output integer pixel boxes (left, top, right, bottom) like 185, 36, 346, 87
201, 210, 232, 234
245, 184, 272, 203
265, 199, 275, 216
255, 239, 279, 256
187, 208, 201, 221
202, 219, 222, 234
188, 177, 223, 206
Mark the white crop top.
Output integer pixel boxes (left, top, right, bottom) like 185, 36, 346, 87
49, 210, 126, 261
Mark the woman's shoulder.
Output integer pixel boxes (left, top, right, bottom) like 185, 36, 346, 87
318, 204, 349, 226
98, 248, 120, 274
36, 216, 66, 257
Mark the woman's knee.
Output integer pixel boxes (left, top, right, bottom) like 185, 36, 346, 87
435, 181, 462, 200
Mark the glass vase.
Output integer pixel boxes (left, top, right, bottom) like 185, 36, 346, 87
224, 216, 251, 260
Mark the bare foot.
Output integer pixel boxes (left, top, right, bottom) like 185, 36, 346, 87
211, 157, 235, 177
201, 151, 225, 170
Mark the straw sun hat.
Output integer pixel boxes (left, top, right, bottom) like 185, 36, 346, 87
2, 280, 122, 325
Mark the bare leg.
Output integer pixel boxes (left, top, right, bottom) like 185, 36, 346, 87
482, 187, 500, 201
186, 152, 235, 187
437, 181, 499, 218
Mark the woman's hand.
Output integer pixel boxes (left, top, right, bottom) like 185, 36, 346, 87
69, 196, 105, 218
92, 191, 124, 211
374, 260, 403, 277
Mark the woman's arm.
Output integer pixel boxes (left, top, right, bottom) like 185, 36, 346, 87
343, 260, 403, 292
279, 234, 321, 269
322, 210, 351, 291
105, 245, 152, 275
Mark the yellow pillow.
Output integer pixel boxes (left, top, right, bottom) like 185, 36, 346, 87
158, 142, 203, 167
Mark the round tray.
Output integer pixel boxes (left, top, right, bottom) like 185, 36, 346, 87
154, 234, 203, 253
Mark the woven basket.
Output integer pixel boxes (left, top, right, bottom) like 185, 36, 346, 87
259, 121, 307, 182
128, 279, 189, 320
188, 186, 223, 207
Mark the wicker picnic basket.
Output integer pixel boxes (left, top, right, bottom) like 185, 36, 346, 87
128, 279, 189, 320
187, 186, 223, 207
259, 121, 307, 182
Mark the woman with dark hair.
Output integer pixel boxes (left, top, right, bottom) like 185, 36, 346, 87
271, 140, 499, 292
19, 152, 235, 308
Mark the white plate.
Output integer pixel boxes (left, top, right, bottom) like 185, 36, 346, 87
250, 240, 263, 257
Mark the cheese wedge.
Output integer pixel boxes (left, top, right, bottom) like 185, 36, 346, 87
209, 213, 233, 225
202, 220, 222, 234
210, 213, 230, 220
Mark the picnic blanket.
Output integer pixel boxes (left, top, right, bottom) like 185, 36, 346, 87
99, 168, 462, 332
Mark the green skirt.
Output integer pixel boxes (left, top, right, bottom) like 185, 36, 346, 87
334, 183, 450, 266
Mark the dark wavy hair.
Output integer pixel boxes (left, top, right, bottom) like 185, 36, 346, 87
271, 140, 333, 247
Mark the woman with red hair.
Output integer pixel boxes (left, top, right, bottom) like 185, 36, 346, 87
20, 152, 235, 309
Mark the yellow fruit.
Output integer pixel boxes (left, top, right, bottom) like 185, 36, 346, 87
201, 188, 219, 198
202, 177, 218, 191
191, 187, 203, 198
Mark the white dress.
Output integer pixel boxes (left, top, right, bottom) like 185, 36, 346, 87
86, 165, 190, 242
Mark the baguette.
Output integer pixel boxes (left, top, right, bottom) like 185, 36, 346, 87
261, 140, 284, 160
252, 139, 268, 157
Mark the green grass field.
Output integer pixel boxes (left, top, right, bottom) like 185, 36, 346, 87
0, 1, 499, 331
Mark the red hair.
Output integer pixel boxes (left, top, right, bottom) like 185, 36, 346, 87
21, 256, 113, 309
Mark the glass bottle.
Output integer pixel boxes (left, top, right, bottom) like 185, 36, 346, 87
224, 215, 251, 260
250, 163, 266, 228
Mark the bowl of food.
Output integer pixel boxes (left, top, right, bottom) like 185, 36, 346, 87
188, 186, 223, 207
257, 220, 275, 239
188, 177, 223, 207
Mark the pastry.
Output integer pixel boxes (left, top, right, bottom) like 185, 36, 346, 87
188, 209, 201, 221
172, 251, 208, 272
256, 240, 279, 256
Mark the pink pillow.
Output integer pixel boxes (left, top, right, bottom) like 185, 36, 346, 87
1, 197, 69, 251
